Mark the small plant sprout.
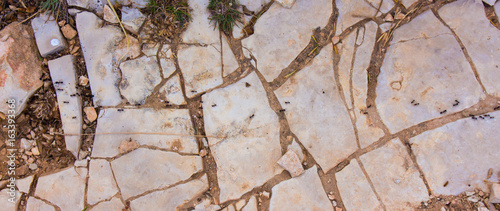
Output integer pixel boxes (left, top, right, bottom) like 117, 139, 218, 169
208, 0, 242, 34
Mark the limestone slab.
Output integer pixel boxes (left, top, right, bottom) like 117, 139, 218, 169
242, 196, 258, 211
336, 0, 375, 33
275, 45, 357, 172
76, 12, 124, 106
220, 36, 239, 77
277, 150, 304, 177
178, 45, 223, 97
159, 74, 186, 105
111, 148, 203, 199
337, 161, 382, 211
439, 0, 500, 96
360, 139, 429, 210
242, 0, 331, 81
269, 166, 332, 210
377, 11, 483, 133
48, 55, 82, 157
0, 22, 43, 116
0, 189, 19, 210
35, 167, 87, 211
26, 197, 55, 211
130, 175, 208, 210
182, 0, 220, 44
31, 14, 66, 57
410, 111, 500, 196
119, 56, 161, 105
91, 108, 198, 158
121, 7, 146, 34
89, 197, 124, 211
88, 159, 119, 205
16, 175, 33, 193
203, 72, 282, 202
336, 22, 385, 148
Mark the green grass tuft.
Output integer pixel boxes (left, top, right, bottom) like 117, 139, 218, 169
146, 0, 191, 26
208, 0, 242, 34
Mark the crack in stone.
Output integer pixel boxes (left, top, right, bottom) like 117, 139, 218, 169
398, 138, 433, 196
31, 195, 61, 211
356, 158, 388, 210
432, 9, 489, 95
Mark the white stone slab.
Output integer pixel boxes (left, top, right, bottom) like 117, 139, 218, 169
121, 7, 146, 34
275, 45, 357, 172
119, 56, 161, 105
31, 14, 66, 57
88, 159, 119, 205
178, 45, 223, 97
16, 176, 33, 193
269, 166, 332, 210
242, 0, 332, 81
203, 72, 282, 202
35, 167, 87, 211
48, 55, 82, 157
130, 175, 208, 210
89, 197, 125, 211
360, 139, 429, 210
336, 0, 376, 33
111, 148, 203, 199
26, 197, 55, 211
337, 161, 382, 211
159, 74, 186, 105
182, 0, 220, 44
410, 111, 500, 196
439, 0, 500, 96
76, 12, 124, 106
92, 108, 198, 158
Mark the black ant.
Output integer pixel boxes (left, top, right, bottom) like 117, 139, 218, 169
56, 88, 64, 91
63, 101, 69, 104
494, 106, 500, 110
285, 101, 290, 104
279, 109, 286, 112
452, 100, 460, 107
212, 104, 217, 107
117, 108, 124, 112
72, 116, 77, 119
440, 110, 447, 115
70, 94, 76, 97
54, 81, 64, 84
249, 114, 255, 119
245, 82, 251, 87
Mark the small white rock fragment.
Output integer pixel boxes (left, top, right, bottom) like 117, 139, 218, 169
490, 183, 500, 203
21, 138, 35, 150
275, 0, 296, 8
31, 14, 67, 57
379, 23, 392, 32
121, 7, 146, 33
384, 13, 394, 22
331, 36, 340, 44
103, 5, 119, 23
31, 147, 40, 156
79, 76, 89, 86
61, 24, 78, 39
84, 107, 97, 122
28, 163, 38, 170
483, 0, 496, 6
277, 150, 304, 177
394, 12, 405, 20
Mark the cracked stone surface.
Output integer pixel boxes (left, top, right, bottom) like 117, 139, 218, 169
31, 14, 67, 57
111, 148, 203, 199
6, 0, 500, 210
270, 166, 332, 210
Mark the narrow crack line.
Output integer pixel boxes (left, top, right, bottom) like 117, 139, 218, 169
137, 145, 199, 156
330, 95, 500, 174
398, 138, 433, 196
432, 9, 489, 95
176, 188, 211, 210
356, 158, 387, 211
332, 27, 363, 149
108, 160, 128, 207
83, 160, 90, 209
125, 171, 205, 202
86, 192, 121, 208
483, 2, 500, 30
388, 33, 452, 46
219, 31, 225, 79
156, 43, 165, 79
31, 195, 61, 211
320, 170, 346, 210
17, 174, 39, 211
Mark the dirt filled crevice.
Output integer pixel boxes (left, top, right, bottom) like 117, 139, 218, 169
483, 2, 500, 30
398, 138, 433, 196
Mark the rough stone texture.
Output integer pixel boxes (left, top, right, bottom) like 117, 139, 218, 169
336, 22, 385, 148
269, 166, 332, 210
410, 111, 500, 195
103, 5, 119, 23
48, 55, 82, 157
491, 184, 500, 203
242, 196, 258, 211
275, 46, 357, 172
377, 10, 483, 133
277, 150, 304, 177
220, 36, 239, 77
87, 159, 119, 205
337, 161, 383, 211
182, 0, 219, 44
121, 7, 146, 34
119, 56, 161, 104
76, 12, 124, 106
26, 197, 56, 211
130, 175, 208, 210
90, 197, 125, 211
0, 22, 43, 116
439, 1, 500, 96
0, 189, 20, 210
160, 57, 176, 77
111, 148, 202, 199
238, 0, 272, 12
482, 0, 496, 6
178, 45, 223, 97
92, 108, 198, 158
34, 167, 87, 211
159, 74, 186, 105
242, 0, 331, 81
31, 14, 66, 57
275, 0, 295, 8
336, 0, 374, 33
203, 72, 282, 202
360, 139, 429, 210
16, 175, 33, 193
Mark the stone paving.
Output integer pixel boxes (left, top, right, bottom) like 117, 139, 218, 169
2, 0, 500, 210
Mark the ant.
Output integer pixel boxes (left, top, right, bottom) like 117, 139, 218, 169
279, 109, 286, 112
54, 81, 64, 84
440, 110, 447, 115
452, 100, 460, 107
249, 114, 255, 119
63, 101, 69, 104
285, 101, 290, 104
212, 104, 217, 107
117, 108, 124, 112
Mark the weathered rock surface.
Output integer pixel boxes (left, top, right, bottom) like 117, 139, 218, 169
111, 148, 203, 199
87, 159, 119, 205
34, 167, 87, 211
76, 12, 124, 106
26, 197, 55, 211
31, 14, 66, 57
91, 108, 198, 158
410, 111, 500, 196
0, 22, 43, 116
277, 150, 304, 177
121, 7, 146, 34
90, 197, 125, 211
159, 74, 186, 105
275, 46, 357, 172
182, 0, 219, 44
242, 0, 332, 81
269, 166, 332, 210
130, 175, 208, 210
203, 72, 282, 202
48, 55, 82, 157
119, 56, 162, 104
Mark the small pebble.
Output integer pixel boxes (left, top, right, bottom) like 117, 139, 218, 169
84, 107, 97, 122
331, 36, 340, 44
79, 76, 89, 86
31, 147, 40, 156
28, 163, 38, 170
